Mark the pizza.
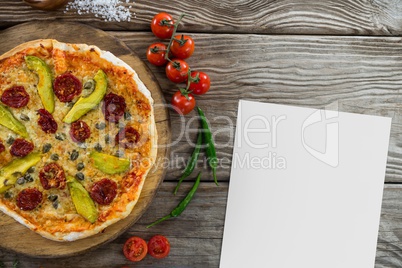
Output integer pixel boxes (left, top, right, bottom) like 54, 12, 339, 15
0, 39, 157, 241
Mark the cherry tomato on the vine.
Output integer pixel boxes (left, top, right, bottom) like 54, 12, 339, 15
189, 71, 211, 95
165, 59, 189, 83
170, 35, 195, 59
171, 91, 196, 115
123, 236, 148, 262
151, 12, 175, 39
148, 235, 171, 259
147, 43, 168, 66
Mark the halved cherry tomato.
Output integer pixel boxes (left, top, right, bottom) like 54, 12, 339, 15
165, 59, 189, 83
147, 43, 168, 66
123, 236, 148, 262
171, 91, 196, 115
148, 235, 171, 259
189, 71, 211, 95
170, 35, 195, 59
151, 12, 175, 39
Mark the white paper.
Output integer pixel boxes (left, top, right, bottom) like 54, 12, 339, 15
220, 100, 392, 268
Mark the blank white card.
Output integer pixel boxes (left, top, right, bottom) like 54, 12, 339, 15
220, 100, 392, 268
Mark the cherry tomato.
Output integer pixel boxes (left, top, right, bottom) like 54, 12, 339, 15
165, 59, 189, 83
151, 12, 175, 39
170, 35, 195, 59
146, 43, 168, 66
148, 235, 171, 259
16, 188, 43, 211
123, 236, 148, 262
189, 71, 211, 95
171, 91, 196, 115
1, 86, 30, 108
0, 141, 5, 154
10, 138, 34, 157
53, 73, 82, 102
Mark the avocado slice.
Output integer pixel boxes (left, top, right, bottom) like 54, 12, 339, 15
63, 70, 108, 123
25, 56, 55, 113
89, 151, 130, 175
0, 152, 41, 193
0, 103, 29, 138
67, 176, 98, 223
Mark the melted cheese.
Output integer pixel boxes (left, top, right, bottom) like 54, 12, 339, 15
0, 40, 157, 241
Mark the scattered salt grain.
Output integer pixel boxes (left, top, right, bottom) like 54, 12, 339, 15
65, 0, 135, 22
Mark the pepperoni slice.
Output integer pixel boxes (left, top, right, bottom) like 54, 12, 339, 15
16, 188, 43, 211
69, 120, 91, 143
0, 140, 5, 153
1, 86, 30, 108
102, 93, 127, 123
39, 163, 66, 190
53, 73, 82, 102
10, 138, 34, 157
115, 126, 140, 149
90, 178, 117, 205
37, 109, 58, 134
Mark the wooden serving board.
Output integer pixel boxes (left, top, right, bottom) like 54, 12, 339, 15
0, 22, 171, 258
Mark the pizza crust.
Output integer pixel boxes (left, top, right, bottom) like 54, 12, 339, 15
0, 39, 53, 61
0, 39, 158, 241
51, 40, 154, 105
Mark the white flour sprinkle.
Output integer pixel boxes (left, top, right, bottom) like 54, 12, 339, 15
65, 0, 134, 22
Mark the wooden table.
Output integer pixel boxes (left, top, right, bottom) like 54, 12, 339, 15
1, 1, 402, 267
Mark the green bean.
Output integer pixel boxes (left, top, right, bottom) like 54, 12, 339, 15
147, 172, 201, 228
173, 130, 202, 195
197, 107, 218, 186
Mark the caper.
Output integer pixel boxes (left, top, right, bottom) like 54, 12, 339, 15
55, 133, 66, 141
24, 173, 33, 182
95, 122, 106, 130
6, 136, 15, 145
42, 143, 52, 153
16, 177, 25, 185
4, 192, 12, 199
117, 122, 125, 129
84, 79, 95, 90
105, 134, 111, 144
94, 143, 102, 152
27, 166, 35, 173
51, 154, 59, 161
124, 111, 132, 120
78, 143, 87, 149
76, 162, 85, 171
75, 172, 85, 181
52, 201, 59, 209
20, 113, 30, 121
115, 150, 124, 158
82, 79, 95, 97
70, 150, 79, 161
48, 194, 58, 202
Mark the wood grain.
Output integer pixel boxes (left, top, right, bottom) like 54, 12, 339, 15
1, 0, 402, 35
0, 182, 399, 267
0, 0, 400, 265
0, 22, 171, 257
103, 31, 402, 183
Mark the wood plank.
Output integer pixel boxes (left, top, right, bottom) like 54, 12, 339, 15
0, 0, 402, 35
107, 32, 402, 183
0, 182, 400, 267
376, 185, 402, 268
0, 182, 226, 267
